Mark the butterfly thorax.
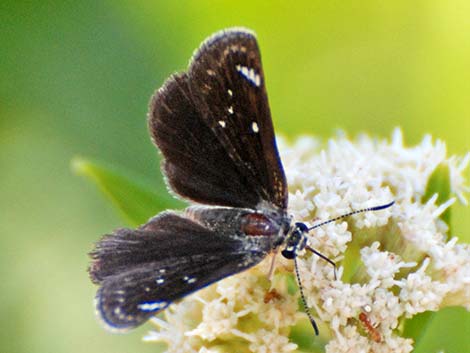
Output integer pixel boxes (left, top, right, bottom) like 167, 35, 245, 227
185, 205, 290, 251
189, 205, 308, 260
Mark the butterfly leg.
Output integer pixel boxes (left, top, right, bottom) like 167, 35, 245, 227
267, 249, 279, 280
263, 250, 284, 303
306, 245, 337, 280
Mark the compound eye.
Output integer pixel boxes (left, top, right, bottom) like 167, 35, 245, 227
295, 222, 308, 232
281, 249, 296, 259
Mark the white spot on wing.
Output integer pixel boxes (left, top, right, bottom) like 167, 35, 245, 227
227, 89, 233, 97
183, 276, 197, 284
254, 73, 261, 87
138, 301, 168, 312
228, 106, 234, 114
252, 122, 259, 133
218, 120, 226, 128
156, 278, 165, 284
241, 66, 249, 77
236, 65, 261, 87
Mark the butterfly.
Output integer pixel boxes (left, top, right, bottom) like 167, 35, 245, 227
88, 27, 393, 334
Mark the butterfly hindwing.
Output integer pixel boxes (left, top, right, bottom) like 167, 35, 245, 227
148, 28, 287, 209
90, 211, 270, 330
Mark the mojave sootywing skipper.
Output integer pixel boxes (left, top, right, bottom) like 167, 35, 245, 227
88, 27, 393, 334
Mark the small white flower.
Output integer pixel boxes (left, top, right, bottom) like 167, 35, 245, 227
397, 258, 449, 316
147, 130, 469, 353
448, 153, 470, 205
248, 329, 298, 353
360, 242, 417, 287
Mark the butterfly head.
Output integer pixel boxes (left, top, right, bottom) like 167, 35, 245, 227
281, 222, 309, 259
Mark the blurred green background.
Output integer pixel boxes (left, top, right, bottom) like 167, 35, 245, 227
1, 1, 469, 353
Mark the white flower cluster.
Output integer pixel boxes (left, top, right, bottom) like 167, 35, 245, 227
145, 267, 300, 353
145, 129, 469, 353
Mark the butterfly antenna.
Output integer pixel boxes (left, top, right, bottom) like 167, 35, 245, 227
294, 255, 319, 335
307, 201, 395, 232
305, 201, 395, 279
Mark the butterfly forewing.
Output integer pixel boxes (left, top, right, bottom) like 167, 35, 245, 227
149, 28, 287, 209
188, 29, 287, 209
90, 212, 270, 330
149, 73, 261, 208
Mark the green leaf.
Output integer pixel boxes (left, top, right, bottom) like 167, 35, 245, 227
71, 156, 183, 226
422, 163, 452, 226
403, 307, 470, 353
289, 320, 326, 352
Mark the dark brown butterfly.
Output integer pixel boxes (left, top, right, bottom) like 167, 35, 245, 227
88, 28, 393, 334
